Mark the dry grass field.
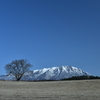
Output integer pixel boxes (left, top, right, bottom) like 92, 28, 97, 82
0, 80, 100, 100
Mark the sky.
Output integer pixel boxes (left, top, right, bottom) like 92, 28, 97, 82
0, 0, 100, 76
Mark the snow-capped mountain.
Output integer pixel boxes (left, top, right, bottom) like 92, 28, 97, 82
0, 66, 90, 81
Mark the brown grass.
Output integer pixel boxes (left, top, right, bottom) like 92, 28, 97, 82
0, 80, 100, 100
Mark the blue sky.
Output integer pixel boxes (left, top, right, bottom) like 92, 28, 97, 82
0, 0, 100, 76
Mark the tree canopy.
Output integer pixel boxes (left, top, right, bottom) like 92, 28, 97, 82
5, 59, 33, 81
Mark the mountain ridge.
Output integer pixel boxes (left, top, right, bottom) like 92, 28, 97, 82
0, 66, 90, 81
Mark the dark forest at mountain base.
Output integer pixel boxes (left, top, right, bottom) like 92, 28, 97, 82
61, 75, 100, 80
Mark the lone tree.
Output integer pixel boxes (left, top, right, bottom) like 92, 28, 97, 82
5, 59, 33, 81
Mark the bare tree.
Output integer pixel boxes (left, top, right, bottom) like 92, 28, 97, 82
5, 59, 33, 81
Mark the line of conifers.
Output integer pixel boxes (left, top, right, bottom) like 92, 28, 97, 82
3, 59, 100, 81
61, 75, 100, 80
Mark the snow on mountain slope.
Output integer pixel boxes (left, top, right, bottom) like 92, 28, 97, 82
0, 74, 15, 81
0, 66, 90, 81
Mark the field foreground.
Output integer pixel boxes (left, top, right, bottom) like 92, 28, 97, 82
0, 80, 100, 100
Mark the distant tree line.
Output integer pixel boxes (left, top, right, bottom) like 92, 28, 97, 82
61, 75, 100, 80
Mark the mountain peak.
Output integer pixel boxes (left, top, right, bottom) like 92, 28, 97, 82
21, 66, 90, 80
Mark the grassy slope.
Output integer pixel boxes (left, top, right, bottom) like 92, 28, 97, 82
0, 80, 100, 100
